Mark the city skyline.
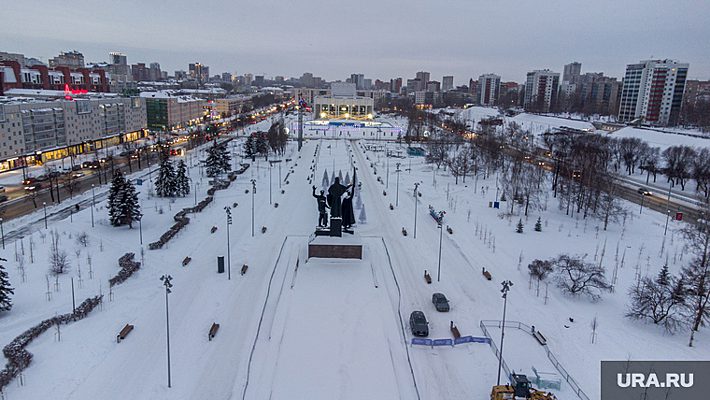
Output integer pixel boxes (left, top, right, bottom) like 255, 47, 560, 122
1, 0, 709, 83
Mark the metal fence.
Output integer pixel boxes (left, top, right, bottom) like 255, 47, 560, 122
479, 320, 590, 400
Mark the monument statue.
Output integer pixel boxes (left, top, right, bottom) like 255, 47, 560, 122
326, 177, 352, 218
312, 186, 329, 227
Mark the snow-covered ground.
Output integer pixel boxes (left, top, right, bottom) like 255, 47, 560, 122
1, 122, 709, 399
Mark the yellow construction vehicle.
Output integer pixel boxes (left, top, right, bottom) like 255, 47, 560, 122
491, 374, 557, 400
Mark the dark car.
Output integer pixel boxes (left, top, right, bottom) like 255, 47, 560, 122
409, 311, 429, 337
0, 195, 8, 202
432, 293, 450, 312
637, 187, 653, 196
24, 182, 43, 192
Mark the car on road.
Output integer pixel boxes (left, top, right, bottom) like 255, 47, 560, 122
24, 182, 43, 192
637, 187, 653, 196
409, 311, 429, 337
0, 195, 8, 202
72, 172, 85, 178
0, 185, 5, 193
432, 293, 450, 312
82, 161, 100, 169
22, 177, 37, 186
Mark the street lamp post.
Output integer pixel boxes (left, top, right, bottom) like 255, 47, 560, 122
386, 143, 390, 189
225, 206, 232, 280
413, 183, 420, 238
251, 179, 256, 237
43, 202, 48, 229
91, 184, 95, 228
437, 217, 443, 282
269, 164, 272, 205
395, 163, 401, 207
160, 275, 173, 388
497, 280, 514, 386
138, 215, 143, 245
0, 217, 4, 249
194, 182, 199, 206
664, 181, 672, 236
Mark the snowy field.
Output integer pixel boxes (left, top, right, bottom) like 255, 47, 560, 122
1, 117, 709, 399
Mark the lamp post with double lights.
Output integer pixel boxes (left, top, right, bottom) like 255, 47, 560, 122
225, 206, 232, 280
250, 179, 256, 237
497, 280, 514, 385
413, 183, 420, 239
395, 163, 402, 207
160, 274, 173, 388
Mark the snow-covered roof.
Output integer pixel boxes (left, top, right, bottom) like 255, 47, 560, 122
139, 90, 205, 103
1, 66, 17, 83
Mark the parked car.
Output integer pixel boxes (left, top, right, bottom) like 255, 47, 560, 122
71, 165, 83, 171
72, 172, 85, 178
409, 311, 429, 337
22, 177, 37, 186
0, 195, 8, 202
0, 185, 5, 193
432, 293, 450, 312
637, 187, 653, 196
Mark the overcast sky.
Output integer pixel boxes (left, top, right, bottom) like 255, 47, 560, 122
1, 0, 708, 85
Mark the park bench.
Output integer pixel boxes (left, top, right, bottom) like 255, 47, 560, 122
446, 225, 453, 234
402, 227, 408, 236
533, 330, 547, 345
390, 203, 394, 210
450, 321, 461, 339
211, 226, 218, 234
482, 267, 492, 281
182, 257, 191, 267
424, 270, 432, 284
261, 226, 267, 234
241, 264, 249, 275
208, 322, 220, 341
117, 324, 134, 343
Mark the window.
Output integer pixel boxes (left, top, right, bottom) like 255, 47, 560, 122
76, 100, 92, 114
0, 105, 4, 122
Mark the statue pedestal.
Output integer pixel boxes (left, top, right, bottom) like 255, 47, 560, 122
308, 235, 363, 260
329, 217, 342, 237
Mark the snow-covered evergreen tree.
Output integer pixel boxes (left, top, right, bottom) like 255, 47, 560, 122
358, 204, 367, 224
0, 260, 14, 312
175, 160, 190, 197
535, 217, 542, 232
206, 141, 232, 177
516, 219, 524, 233
244, 135, 258, 161
108, 172, 142, 228
321, 170, 330, 190
344, 172, 351, 186
155, 158, 176, 197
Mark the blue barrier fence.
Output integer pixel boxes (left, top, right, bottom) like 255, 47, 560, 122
411, 335, 490, 347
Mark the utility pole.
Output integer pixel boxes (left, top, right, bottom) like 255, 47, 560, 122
43, 202, 48, 229
413, 183, 419, 238
497, 280, 514, 386
395, 163, 402, 207
437, 217, 443, 281
160, 275, 173, 388
664, 181, 672, 235
225, 206, 232, 280
251, 179, 256, 237
91, 184, 95, 228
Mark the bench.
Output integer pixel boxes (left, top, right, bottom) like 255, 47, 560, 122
424, 270, 432, 284
182, 257, 192, 266
390, 203, 394, 210
402, 227, 408, 236
117, 324, 134, 343
261, 226, 267, 234
446, 225, 453, 234
533, 330, 547, 345
211, 226, 218, 234
450, 321, 461, 339
241, 264, 249, 275
482, 267, 492, 281
208, 322, 220, 341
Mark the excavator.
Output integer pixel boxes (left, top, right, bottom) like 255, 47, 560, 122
491, 374, 557, 400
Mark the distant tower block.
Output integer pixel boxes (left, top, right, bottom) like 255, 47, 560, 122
308, 235, 363, 260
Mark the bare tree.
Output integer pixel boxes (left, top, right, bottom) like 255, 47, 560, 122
553, 254, 611, 301
48, 230, 70, 275
626, 264, 686, 333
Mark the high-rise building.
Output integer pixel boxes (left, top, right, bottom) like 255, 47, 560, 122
188, 63, 209, 82
149, 62, 162, 81
523, 69, 560, 112
618, 59, 689, 126
349, 73, 365, 89
563, 62, 582, 84
106, 52, 132, 91
110, 52, 127, 66
415, 71, 430, 86
477, 74, 501, 106
426, 81, 441, 92
49, 50, 85, 68
131, 63, 150, 81
175, 70, 187, 80
442, 76, 454, 91
390, 78, 402, 93
254, 75, 265, 86
222, 72, 233, 82
244, 73, 254, 85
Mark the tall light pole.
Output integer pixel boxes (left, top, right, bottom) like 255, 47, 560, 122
43, 202, 48, 229
194, 182, 199, 206
160, 275, 173, 388
91, 184, 95, 228
395, 163, 401, 207
664, 181, 672, 236
497, 280, 514, 385
269, 163, 272, 205
250, 179, 256, 237
138, 215, 143, 245
413, 183, 420, 238
225, 206, 232, 280
386, 142, 390, 189
437, 215, 443, 282
0, 217, 4, 249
